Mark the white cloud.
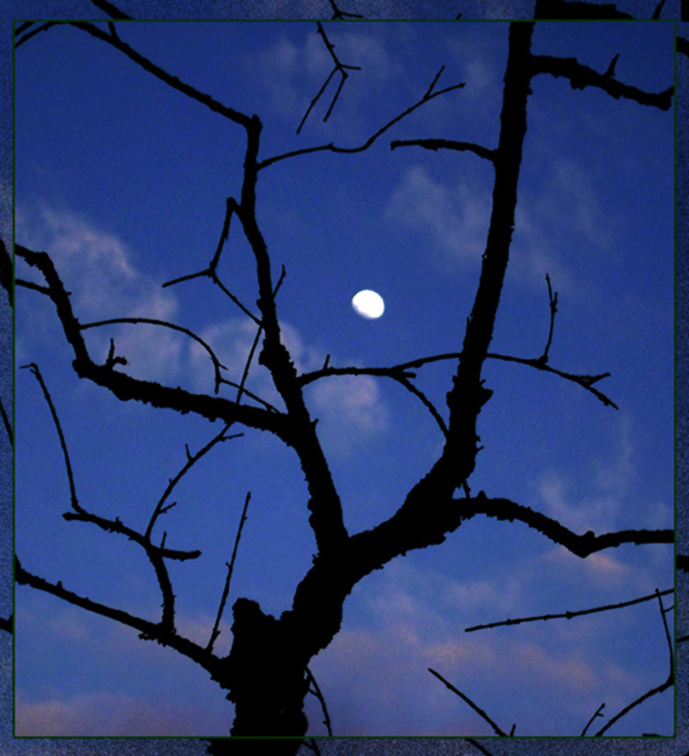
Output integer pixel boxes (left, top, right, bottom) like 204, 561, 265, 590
15, 206, 183, 383
385, 165, 491, 266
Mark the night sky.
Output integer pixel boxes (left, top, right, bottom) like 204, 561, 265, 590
3, 1, 682, 753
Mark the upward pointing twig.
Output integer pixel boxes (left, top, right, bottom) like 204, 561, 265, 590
207, 492, 252, 652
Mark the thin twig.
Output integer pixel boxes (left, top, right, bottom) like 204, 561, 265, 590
581, 702, 605, 736
297, 22, 362, 134
207, 492, 251, 652
464, 739, 494, 756
539, 273, 558, 363
145, 425, 242, 542
21, 363, 80, 511
89, 0, 133, 19
465, 588, 674, 632
15, 22, 61, 48
261, 69, 465, 170
68, 22, 253, 128
306, 666, 333, 736
428, 668, 507, 736
80, 317, 228, 394
594, 590, 674, 735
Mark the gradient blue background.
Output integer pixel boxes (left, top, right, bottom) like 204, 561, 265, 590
2, 1, 685, 755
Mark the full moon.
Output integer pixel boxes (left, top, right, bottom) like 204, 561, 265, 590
352, 290, 385, 319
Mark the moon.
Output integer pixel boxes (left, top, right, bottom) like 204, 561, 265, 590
352, 290, 385, 319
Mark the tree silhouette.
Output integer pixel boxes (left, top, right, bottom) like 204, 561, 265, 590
10, 8, 674, 756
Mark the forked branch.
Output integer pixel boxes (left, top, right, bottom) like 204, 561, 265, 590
259, 66, 465, 170
297, 22, 362, 135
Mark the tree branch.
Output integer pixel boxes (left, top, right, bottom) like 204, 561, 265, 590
390, 138, 496, 163
428, 667, 509, 736
80, 317, 228, 394
89, 0, 132, 19
145, 425, 242, 542
327, 0, 363, 19
67, 22, 254, 128
15, 245, 292, 440
15, 556, 219, 673
259, 67, 465, 170
594, 590, 674, 735
530, 54, 673, 111
296, 22, 362, 135
207, 492, 251, 653
465, 587, 674, 632
21, 362, 79, 511
459, 493, 674, 558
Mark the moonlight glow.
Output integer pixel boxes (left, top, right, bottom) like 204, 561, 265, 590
352, 290, 385, 319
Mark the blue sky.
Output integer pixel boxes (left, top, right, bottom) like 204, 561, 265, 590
13, 19, 674, 739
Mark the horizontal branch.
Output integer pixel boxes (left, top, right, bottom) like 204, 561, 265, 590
301, 348, 617, 409
465, 587, 674, 632
347, 487, 672, 590
531, 54, 673, 111
390, 138, 496, 162
461, 493, 673, 558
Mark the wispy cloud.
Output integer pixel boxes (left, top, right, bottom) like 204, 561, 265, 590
537, 414, 637, 536
385, 165, 491, 266
16, 206, 183, 383
308, 557, 648, 736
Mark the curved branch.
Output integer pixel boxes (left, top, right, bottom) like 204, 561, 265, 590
21, 362, 79, 511
428, 668, 508, 736
531, 54, 673, 110
390, 138, 496, 163
259, 68, 465, 170
80, 317, 228, 394
15, 22, 62, 49
62, 509, 201, 562
595, 592, 673, 736
460, 493, 673, 558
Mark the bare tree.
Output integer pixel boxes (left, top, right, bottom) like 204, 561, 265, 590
12, 12, 673, 755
